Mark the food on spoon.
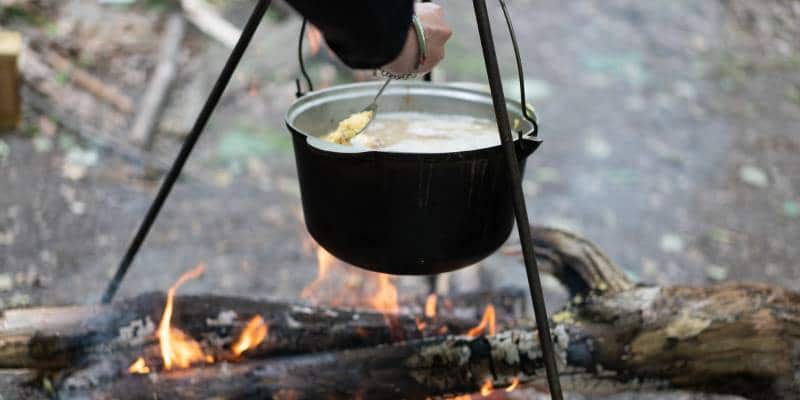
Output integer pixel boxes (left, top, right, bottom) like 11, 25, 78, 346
323, 110, 374, 144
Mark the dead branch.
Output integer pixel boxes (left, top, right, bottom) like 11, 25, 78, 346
129, 14, 185, 149
41, 49, 133, 113
180, 0, 240, 48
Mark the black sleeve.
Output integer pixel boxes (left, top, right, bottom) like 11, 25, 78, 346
285, 0, 415, 69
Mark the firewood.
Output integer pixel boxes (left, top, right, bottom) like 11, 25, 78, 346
50, 281, 799, 400
0, 31, 22, 131
3, 227, 799, 399
0, 292, 484, 370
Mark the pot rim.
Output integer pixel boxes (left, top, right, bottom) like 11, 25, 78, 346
284, 81, 538, 156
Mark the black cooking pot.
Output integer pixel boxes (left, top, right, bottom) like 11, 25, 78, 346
285, 81, 539, 275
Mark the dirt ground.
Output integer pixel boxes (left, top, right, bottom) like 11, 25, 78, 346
0, 0, 798, 399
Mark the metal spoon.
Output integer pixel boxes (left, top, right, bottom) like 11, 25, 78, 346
352, 77, 392, 136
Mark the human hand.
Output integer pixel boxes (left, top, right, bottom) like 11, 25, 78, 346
381, 3, 452, 75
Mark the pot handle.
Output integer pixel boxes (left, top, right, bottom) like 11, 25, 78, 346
296, 18, 315, 98
498, 0, 539, 139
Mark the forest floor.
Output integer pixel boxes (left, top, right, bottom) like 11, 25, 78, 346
0, 1, 798, 398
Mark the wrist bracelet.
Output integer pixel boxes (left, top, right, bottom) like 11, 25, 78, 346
379, 13, 427, 80
411, 14, 427, 71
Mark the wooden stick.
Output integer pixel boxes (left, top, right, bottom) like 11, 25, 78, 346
180, 0, 240, 49
129, 14, 185, 149
41, 49, 133, 113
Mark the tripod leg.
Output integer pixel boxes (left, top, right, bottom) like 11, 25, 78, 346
101, 0, 272, 304
471, 0, 564, 398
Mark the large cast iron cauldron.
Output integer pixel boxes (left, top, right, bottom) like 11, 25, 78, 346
285, 81, 539, 275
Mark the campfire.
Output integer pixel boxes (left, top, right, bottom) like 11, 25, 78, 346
114, 244, 513, 399
127, 264, 270, 374
2, 227, 797, 399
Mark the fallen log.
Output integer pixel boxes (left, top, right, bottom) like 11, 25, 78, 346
3, 227, 798, 399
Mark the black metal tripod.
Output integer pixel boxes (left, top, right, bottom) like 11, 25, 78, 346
101, 1, 563, 398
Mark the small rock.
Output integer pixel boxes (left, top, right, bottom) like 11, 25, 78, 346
660, 233, 685, 253
739, 165, 768, 188
706, 265, 729, 282
0, 274, 13, 291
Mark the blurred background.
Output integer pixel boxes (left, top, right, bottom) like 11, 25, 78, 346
0, 0, 797, 336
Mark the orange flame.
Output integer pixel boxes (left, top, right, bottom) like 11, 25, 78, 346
506, 377, 520, 392
480, 378, 494, 397
128, 357, 150, 374
301, 247, 334, 303
307, 25, 322, 56
158, 265, 211, 370
232, 315, 268, 356
424, 294, 437, 318
369, 274, 399, 314
467, 304, 496, 337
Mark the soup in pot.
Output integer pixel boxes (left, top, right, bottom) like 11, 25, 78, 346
348, 112, 503, 153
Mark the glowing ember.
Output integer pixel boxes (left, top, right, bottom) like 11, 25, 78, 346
158, 265, 211, 370
128, 357, 150, 374
307, 24, 322, 55
480, 378, 494, 397
415, 317, 426, 331
232, 315, 268, 356
467, 304, 496, 338
369, 274, 399, 314
424, 293, 437, 318
506, 377, 520, 392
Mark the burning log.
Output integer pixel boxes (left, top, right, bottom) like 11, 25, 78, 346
0, 291, 485, 371
2, 227, 798, 399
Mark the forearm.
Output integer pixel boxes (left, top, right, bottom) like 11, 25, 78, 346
285, 0, 415, 69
